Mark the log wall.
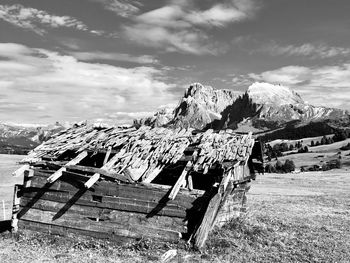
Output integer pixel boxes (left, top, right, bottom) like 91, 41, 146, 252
13, 164, 252, 246
14, 168, 208, 243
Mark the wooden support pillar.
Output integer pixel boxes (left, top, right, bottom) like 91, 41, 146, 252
47, 151, 88, 183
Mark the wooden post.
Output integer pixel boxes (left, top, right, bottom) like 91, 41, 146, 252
11, 185, 20, 232
47, 151, 88, 183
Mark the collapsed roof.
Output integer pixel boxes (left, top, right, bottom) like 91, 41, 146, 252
21, 123, 255, 185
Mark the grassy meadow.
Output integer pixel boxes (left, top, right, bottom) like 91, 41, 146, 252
0, 154, 24, 220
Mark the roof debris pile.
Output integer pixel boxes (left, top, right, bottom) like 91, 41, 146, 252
22, 123, 255, 183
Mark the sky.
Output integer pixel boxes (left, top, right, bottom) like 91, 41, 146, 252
0, 0, 350, 125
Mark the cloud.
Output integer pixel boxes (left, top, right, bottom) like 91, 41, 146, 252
0, 4, 94, 35
91, 0, 141, 17
124, 0, 259, 54
0, 43, 176, 124
69, 51, 158, 64
257, 42, 350, 59
250, 64, 350, 110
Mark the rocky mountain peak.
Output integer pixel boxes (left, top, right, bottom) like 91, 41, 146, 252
247, 82, 304, 106
179, 83, 237, 115
135, 82, 349, 132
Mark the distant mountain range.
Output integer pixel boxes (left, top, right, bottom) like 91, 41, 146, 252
0, 122, 65, 154
2, 82, 349, 155
135, 82, 350, 139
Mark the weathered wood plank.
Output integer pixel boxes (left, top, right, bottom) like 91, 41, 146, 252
169, 161, 192, 200
142, 165, 164, 184
12, 164, 29, 177
30, 172, 202, 206
65, 165, 131, 183
18, 220, 133, 244
193, 193, 222, 249
84, 173, 100, 189
19, 198, 187, 233
21, 190, 189, 218
47, 151, 88, 183
103, 146, 112, 165
19, 208, 182, 241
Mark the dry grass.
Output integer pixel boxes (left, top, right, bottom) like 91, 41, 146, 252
0, 154, 24, 220
1, 170, 349, 262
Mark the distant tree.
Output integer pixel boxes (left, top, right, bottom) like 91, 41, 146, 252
321, 135, 327, 145
311, 140, 315, 147
289, 144, 294, 151
315, 141, 320, 146
280, 143, 289, 152
334, 130, 347, 142
275, 160, 283, 172
322, 163, 329, 171
265, 164, 275, 173
304, 146, 309, 153
335, 159, 341, 168
283, 159, 295, 173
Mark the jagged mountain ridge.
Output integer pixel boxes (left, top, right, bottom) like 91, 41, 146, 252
135, 83, 238, 129
0, 122, 65, 154
136, 82, 350, 132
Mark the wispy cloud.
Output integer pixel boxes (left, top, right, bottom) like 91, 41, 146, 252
257, 42, 350, 59
91, 0, 141, 17
0, 43, 176, 123
250, 64, 350, 109
69, 51, 158, 64
0, 4, 97, 35
123, 0, 259, 54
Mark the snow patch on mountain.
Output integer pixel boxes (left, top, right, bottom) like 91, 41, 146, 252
247, 82, 304, 106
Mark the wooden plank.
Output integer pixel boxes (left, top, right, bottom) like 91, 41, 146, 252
19, 198, 187, 233
84, 149, 130, 189
168, 161, 192, 200
18, 220, 134, 244
19, 208, 182, 241
103, 146, 112, 165
84, 173, 100, 189
12, 164, 29, 177
66, 165, 131, 183
193, 193, 222, 249
142, 165, 164, 183
30, 172, 202, 206
21, 190, 189, 218
47, 151, 88, 183
187, 174, 193, 191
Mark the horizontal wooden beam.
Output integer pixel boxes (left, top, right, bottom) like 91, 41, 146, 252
47, 151, 88, 183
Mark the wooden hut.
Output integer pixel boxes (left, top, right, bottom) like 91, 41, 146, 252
11, 123, 258, 249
